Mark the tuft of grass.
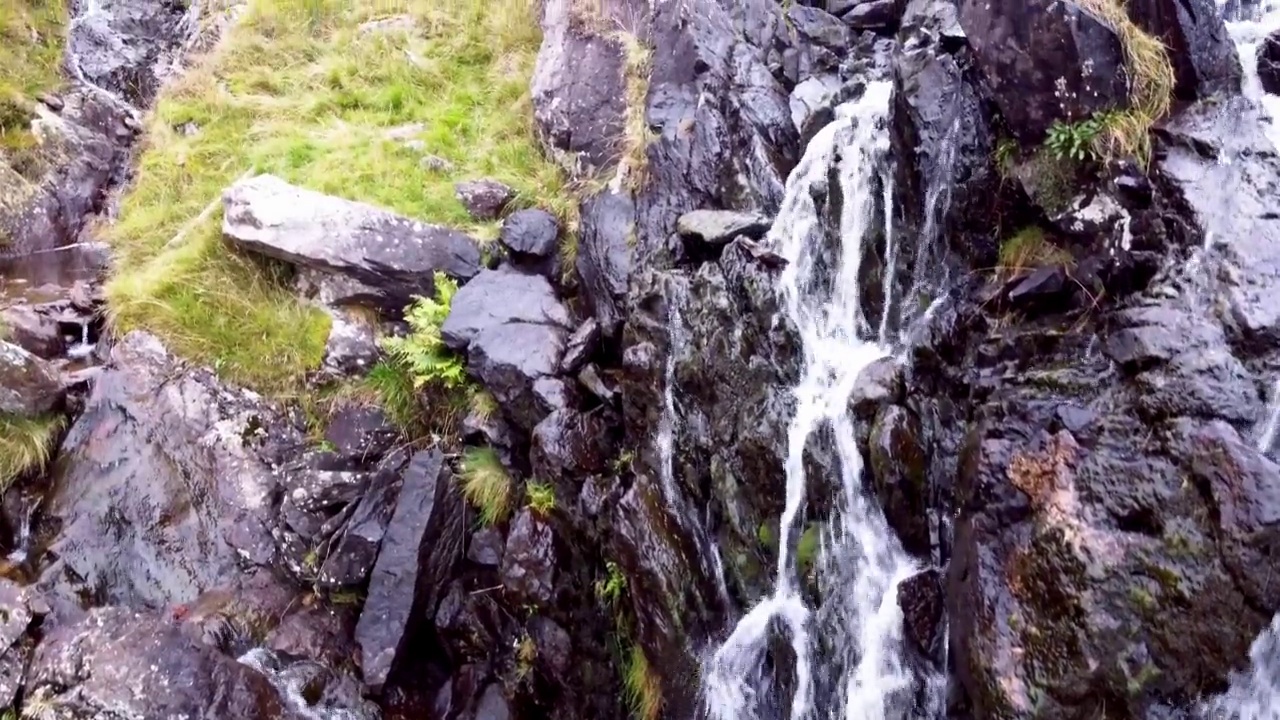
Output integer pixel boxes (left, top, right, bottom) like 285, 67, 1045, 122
1073, 0, 1174, 165
460, 446, 513, 525
469, 388, 498, 422
525, 481, 556, 515
616, 30, 654, 192
623, 644, 663, 720
0, 413, 63, 490
998, 226, 1072, 276
105, 0, 572, 394
515, 633, 538, 680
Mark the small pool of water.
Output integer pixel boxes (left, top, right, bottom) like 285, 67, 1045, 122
0, 243, 110, 309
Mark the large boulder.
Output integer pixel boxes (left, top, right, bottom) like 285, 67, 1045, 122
221, 174, 482, 313
530, 0, 629, 175
0, 341, 61, 417
576, 191, 635, 339
1127, 0, 1242, 101
355, 449, 464, 693
441, 268, 576, 432
36, 331, 297, 611
957, 0, 1129, 143
25, 607, 378, 719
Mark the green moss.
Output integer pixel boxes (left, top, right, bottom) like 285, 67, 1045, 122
796, 522, 821, 572
105, 0, 571, 394
596, 560, 627, 606
0, 413, 63, 490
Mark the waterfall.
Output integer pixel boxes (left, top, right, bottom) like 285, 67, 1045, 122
700, 81, 938, 720
1202, 4, 1280, 717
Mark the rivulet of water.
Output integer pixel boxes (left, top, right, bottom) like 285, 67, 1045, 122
700, 81, 937, 720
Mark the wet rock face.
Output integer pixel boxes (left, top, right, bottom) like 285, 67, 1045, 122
1127, 0, 1242, 101
221, 174, 482, 313
37, 331, 297, 609
27, 607, 377, 719
530, 0, 628, 174
957, 0, 1128, 143
355, 449, 464, 693
0, 580, 37, 709
67, 0, 193, 107
576, 192, 635, 339
0, 341, 62, 417
1260, 29, 1280, 96
500, 510, 557, 607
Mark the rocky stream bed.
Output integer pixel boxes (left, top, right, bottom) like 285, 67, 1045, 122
4, 0, 1280, 718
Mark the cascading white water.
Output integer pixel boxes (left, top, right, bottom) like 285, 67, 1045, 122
701, 81, 937, 720
1203, 4, 1280, 717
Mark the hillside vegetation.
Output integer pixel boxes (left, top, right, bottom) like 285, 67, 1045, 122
105, 0, 566, 393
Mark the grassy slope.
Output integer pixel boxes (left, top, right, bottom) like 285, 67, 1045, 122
0, 0, 65, 136
106, 0, 568, 394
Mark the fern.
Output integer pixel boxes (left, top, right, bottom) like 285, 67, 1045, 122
381, 272, 466, 389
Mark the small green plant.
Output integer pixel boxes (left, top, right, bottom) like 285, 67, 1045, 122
363, 360, 422, 431
1045, 117, 1102, 163
623, 644, 663, 720
382, 273, 466, 390
515, 634, 538, 680
460, 446, 513, 526
994, 136, 1019, 179
596, 560, 628, 606
525, 481, 556, 515
469, 388, 498, 422
796, 522, 821, 574
612, 449, 636, 474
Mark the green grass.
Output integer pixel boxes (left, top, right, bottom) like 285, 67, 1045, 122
0, 0, 65, 138
460, 446, 513, 525
0, 413, 63, 490
623, 644, 663, 720
998, 226, 1072, 276
105, 0, 571, 394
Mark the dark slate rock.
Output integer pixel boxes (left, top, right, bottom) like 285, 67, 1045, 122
475, 683, 511, 720
317, 467, 402, 589
676, 209, 772, 247
25, 607, 328, 719
318, 309, 380, 381
898, 569, 944, 658
529, 616, 572, 677
454, 179, 517, 221
787, 5, 854, 51
868, 405, 930, 557
849, 356, 905, 419
499, 208, 560, 259
1127, 0, 1242, 101
355, 449, 464, 692
0, 580, 34, 708
0, 340, 62, 417
443, 269, 575, 431
37, 331, 297, 609
532, 409, 616, 481
266, 605, 359, 670
577, 363, 617, 404
324, 404, 400, 467
467, 528, 505, 567
957, 0, 1128, 143
1007, 266, 1068, 308
530, 2, 627, 174
559, 317, 601, 374
66, 0, 191, 107
576, 191, 634, 338
0, 305, 65, 359
843, 0, 904, 30
221, 174, 482, 312
1259, 29, 1280, 96
500, 509, 557, 607
439, 269, 573, 351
